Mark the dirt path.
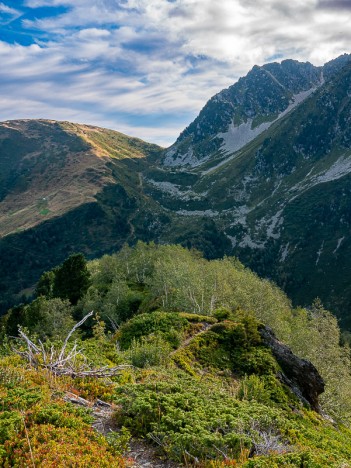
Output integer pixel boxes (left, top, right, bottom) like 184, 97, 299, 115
127, 440, 181, 468
170, 322, 214, 356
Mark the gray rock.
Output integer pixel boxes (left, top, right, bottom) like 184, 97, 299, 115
259, 326, 325, 411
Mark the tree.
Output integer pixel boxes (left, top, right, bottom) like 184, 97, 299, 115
35, 269, 57, 298
53, 253, 91, 305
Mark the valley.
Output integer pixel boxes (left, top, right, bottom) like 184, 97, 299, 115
1, 54, 351, 328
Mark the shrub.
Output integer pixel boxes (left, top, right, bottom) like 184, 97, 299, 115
179, 312, 218, 324
0, 412, 22, 445
117, 311, 188, 350
238, 375, 271, 405
125, 335, 172, 368
113, 376, 285, 463
2, 424, 124, 467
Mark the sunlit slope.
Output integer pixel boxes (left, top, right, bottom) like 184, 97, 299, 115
0, 119, 161, 237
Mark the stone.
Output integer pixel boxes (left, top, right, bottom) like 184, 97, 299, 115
260, 326, 325, 411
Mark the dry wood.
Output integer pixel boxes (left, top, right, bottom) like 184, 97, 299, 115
14, 311, 132, 378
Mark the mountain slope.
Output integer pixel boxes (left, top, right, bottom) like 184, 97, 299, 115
163, 54, 350, 169
0, 120, 161, 237
142, 56, 351, 326
1, 54, 351, 328
0, 120, 165, 311
212, 59, 351, 326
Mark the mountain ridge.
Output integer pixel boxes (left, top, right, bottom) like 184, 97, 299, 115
162, 54, 351, 169
0, 119, 162, 237
1, 54, 351, 328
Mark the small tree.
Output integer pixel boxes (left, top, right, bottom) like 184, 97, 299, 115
36, 269, 57, 298
53, 253, 91, 305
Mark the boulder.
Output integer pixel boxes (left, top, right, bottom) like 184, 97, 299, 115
260, 326, 324, 411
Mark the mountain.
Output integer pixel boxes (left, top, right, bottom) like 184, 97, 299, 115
163, 54, 350, 168
1, 54, 351, 328
0, 120, 164, 311
0, 119, 161, 237
145, 54, 351, 327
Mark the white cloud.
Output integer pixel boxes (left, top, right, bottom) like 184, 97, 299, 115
0, 2, 19, 14
1, 0, 351, 145
0, 2, 22, 24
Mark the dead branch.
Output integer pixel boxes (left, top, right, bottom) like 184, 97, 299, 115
13, 311, 132, 378
58, 310, 94, 361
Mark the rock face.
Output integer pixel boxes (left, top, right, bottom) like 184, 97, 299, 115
260, 326, 324, 411
163, 55, 350, 168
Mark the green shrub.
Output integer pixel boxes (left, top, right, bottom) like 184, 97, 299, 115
113, 376, 285, 463
117, 311, 188, 350
2, 297, 74, 339
238, 375, 271, 405
180, 319, 278, 377
125, 335, 172, 368
105, 427, 131, 455
31, 402, 93, 428
0, 412, 22, 444
232, 347, 278, 376
179, 312, 218, 323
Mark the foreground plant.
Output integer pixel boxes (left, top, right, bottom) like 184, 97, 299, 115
13, 311, 131, 378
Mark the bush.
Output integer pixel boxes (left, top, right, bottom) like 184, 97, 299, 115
2, 424, 124, 467
2, 297, 74, 339
113, 376, 285, 463
238, 375, 271, 405
0, 412, 22, 445
117, 311, 188, 350
125, 335, 172, 368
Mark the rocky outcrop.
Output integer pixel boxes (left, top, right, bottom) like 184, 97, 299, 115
260, 326, 325, 412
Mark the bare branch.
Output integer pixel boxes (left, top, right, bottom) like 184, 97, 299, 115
58, 311, 94, 361
18, 328, 40, 353
13, 311, 133, 379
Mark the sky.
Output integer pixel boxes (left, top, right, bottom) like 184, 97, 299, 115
0, 1, 350, 147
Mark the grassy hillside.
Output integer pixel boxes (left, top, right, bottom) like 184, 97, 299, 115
0, 119, 161, 237
1, 243, 351, 466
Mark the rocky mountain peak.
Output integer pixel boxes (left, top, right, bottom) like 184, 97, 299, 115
163, 55, 350, 169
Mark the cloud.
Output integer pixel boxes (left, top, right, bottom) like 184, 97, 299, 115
318, 0, 351, 9
21, 1, 350, 69
1, 0, 351, 146
0, 2, 22, 24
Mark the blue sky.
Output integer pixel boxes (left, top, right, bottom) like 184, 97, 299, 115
0, 1, 350, 147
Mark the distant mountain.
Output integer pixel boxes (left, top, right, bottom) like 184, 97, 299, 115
1, 53, 351, 328
0, 120, 160, 237
148, 54, 351, 327
163, 54, 350, 168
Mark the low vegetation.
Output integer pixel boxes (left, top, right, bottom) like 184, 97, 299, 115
1, 242, 351, 466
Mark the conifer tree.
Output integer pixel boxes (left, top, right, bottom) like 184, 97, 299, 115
53, 253, 91, 305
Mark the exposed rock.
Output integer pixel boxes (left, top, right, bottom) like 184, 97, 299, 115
259, 326, 325, 411
64, 391, 117, 435
127, 440, 181, 468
